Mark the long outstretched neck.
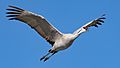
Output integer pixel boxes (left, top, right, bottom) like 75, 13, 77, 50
73, 27, 87, 38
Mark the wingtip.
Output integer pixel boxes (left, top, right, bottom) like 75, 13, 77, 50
6, 15, 18, 17
8, 18, 17, 20
101, 14, 106, 19
96, 14, 106, 19
8, 5, 17, 8
7, 5, 24, 11
94, 25, 98, 27
6, 12, 21, 14
97, 22, 102, 25
102, 14, 106, 16
8, 5, 13, 7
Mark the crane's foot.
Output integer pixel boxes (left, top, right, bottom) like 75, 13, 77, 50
40, 50, 58, 62
40, 52, 50, 61
43, 57, 49, 62
40, 56, 46, 61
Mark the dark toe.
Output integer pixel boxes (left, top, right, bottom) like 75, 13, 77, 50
44, 57, 49, 62
40, 56, 45, 61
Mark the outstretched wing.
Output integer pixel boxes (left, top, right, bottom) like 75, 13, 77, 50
73, 14, 106, 35
6, 5, 63, 46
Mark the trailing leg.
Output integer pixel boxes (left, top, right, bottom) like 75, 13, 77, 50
40, 52, 50, 61
44, 51, 58, 62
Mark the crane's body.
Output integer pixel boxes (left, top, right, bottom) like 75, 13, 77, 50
51, 27, 86, 51
52, 34, 76, 51
6, 5, 106, 62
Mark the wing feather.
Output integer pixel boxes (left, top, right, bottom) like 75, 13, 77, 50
83, 14, 106, 29
6, 5, 63, 46
73, 14, 106, 35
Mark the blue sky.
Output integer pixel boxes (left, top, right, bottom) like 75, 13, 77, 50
0, 0, 120, 68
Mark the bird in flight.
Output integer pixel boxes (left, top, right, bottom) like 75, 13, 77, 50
6, 5, 106, 62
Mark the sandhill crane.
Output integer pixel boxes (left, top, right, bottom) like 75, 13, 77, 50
6, 5, 106, 62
